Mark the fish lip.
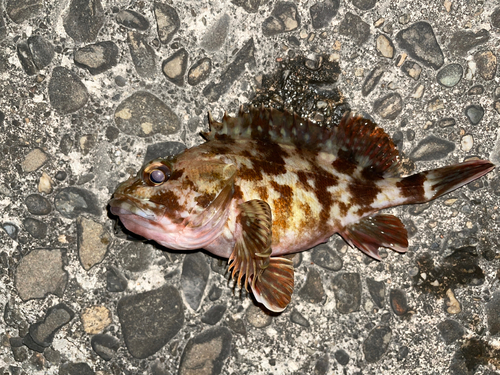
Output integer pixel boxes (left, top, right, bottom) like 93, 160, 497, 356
109, 196, 157, 221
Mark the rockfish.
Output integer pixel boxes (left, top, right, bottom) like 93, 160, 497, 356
109, 107, 494, 312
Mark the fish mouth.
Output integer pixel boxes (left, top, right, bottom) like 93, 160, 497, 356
109, 195, 157, 221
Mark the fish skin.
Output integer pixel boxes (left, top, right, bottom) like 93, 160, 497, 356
109, 107, 495, 311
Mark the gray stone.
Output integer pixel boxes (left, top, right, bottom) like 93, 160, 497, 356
74, 41, 119, 75
401, 60, 422, 80
127, 32, 157, 78
334, 349, 350, 365
389, 288, 408, 316
106, 266, 128, 292
363, 325, 392, 363
54, 187, 101, 218
486, 291, 500, 335
448, 29, 489, 56
117, 242, 154, 273
465, 104, 484, 125
262, 2, 300, 36
117, 284, 184, 359
366, 277, 385, 308
77, 217, 111, 271
332, 273, 361, 314
5, 0, 42, 23
23, 217, 47, 239
114, 91, 181, 137
201, 304, 227, 325
162, 48, 189, 86
48, 67, 89, 113
178, 327, 232, 375
298, 267, 325, 304
144, 141, 186, 162
339, 12, 370, 45
467, 85, 484, 95
63, 0, 104, 43
21, 148, 48, 172
437, 63, 463, 88
154, 2, 180, 44
181, 252, 210, 311
188, 58, 212, 86
362, 65, 385, 96
409, 135, 455, 161
202, 14, 230, 51
437, 319, 464, 344
91, 334, 120, 361
492, 7, 500, 29
25, 194, 51, 215
352, 0, 377, 10
396, 21, 444, 70
231, 0, 267, 13
310, 244, 342, 271
59, 362, 95, 375
309, 0, 340, 30
2, 222, 19, 239
314, 354, 329, 374
17, 36, 54, 75
116, 9, 149, 31
246, 304, 272, 328
373, 93, 403, 120
290, 308, 310, 327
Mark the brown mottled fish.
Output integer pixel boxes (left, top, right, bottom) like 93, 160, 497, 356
109, 107, 494, 312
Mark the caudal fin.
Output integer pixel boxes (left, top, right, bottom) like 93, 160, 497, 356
398, 160, 495, 204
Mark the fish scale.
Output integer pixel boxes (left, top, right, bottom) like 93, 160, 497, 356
109, 107, 495, 312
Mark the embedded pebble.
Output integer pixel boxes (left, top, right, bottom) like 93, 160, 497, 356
494, 101, 500, 115
21, 148, 48, 172
15, 249, 68, 301
390, 289, 409, 316
339, 12, 370, 45
188, 57, 212, 86
154, 3, 180, 44
373, 93, 403, 120
461, 134, 473, 152
74, 41, 119, 75
486, 292, 500, 335
178, 327, 232, 375
311, 244, 342, 271
117, 242, 154, 273
117, 285, 184, 359
23, 217, 47, 239
17, 35, 54, 75
201, 304, 227, 325
181, 252, 210, 311
427, 97, 444, 112
208, 285, 223, 301
114, 91, 180, 137
467, 85, 484, 95
202, 13, 230, 51
396, 21, 444, 69
6, 0, 42, 23
162, 48, 189, 86
106, 266, 128, 292
492, 7, 500, 28
144, 141, 186, 162
63, 0, 104, 43
445, 288, 461, 314
80, 305, 112, 334
376, 34, 394, 59
362, 65, 385, 96
332, 273, 361, 314
314, 354, 329, 374
38, 172, 53, 194
59, 362, 94, 375
298, 267, 325, 304
401, 60, 422, 80
465, 104, 484, 125
352, 0, 377, 10
436, 63, 463, 87
437, 319, 464, 344
48, 67, 89, 113
366, 278, 385, 308
2, 222, 19, 239
290, 309, 310, 327
25, 194, 51, 215
231, 0, 264, 12
410, 135, 455, 161
309, 0, 340, 30
363, 326, 392, 363
116, 9, 149, 31
246, 304, 272, 328
448, 29, 490, 56
439, 118, 455, 128
474, 50, 497, 80
91, 334, 120, 361
335, 349, 350, 366
262, 2, 300, 36
127, 32, 157, 78
54, 187, 101, 218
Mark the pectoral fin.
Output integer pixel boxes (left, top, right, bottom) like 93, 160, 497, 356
341, 214, 408, 260
228, 199, 294, 312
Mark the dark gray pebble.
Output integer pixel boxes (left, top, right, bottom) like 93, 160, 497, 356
366, 277, 385, 308
202, 13, 230, 51
334, 348, 349, 365
105, 126, 119, 141
2, 222, 19, 239
23, 217, 47, 239
181, 252, 210, 311
154, 3, 180, 44
106, 266, 128, 292
373, 93, 403, 120
298, 267, 325, 304
114, 75, 127, 87
54, 187, 101, 218
352, 0, 377, 10
495, 100, 500, 115
17, 36, 54, 75
117, 241, 154, 273
188, 57, 212, 86
227, 316, 247, 336
178, 327, 232, 375
401, 60, 422, 80
309, 0, 340, 30
59, 362, 95, 375
439, 117, 455, 128
467, 85, 484, 95
91, 334, 120, 361
339, 12, 370, 45
437, 319, 464, 344
24, 303, 74, 352
114, 91, 181, 137
332, 273, 361, 314
474, 50, 497, 81
25, 194, 51, 215
127, 32, 157, 78
486, 291, 500, 335
436, 63, 463, 87
390, 288, 409, 316
208, 285, 223, 301
492, 7, 500, 28
396, 21, 444, 70
63, 0, 104, 43
162, 48, 189, 86
54, 171, 67, 181
362, 65, 384, 96
203, 38, 256, 103
59, 134, 74, 155
311, 244, 342, 271
314, 354, 329, 374
5, 0, 42, 23
201, 304, 227, 325
465, 104, 484, 125
290, 308, 310, 327
262, 2, 300, 36
363, 325, 392, 363
397, 346, 409, 361
74, 41, 119, 75
144, 141, 186, 162
48, 67, 89, 113
117, 284, 184, 359
116, 9, 149, 31
448, 29, 489, 56
231, 0, 265, 12
409, 135, 455, 161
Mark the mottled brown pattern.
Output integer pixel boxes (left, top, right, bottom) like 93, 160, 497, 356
233, 185, 244, 201
255, 186, 269, 201
332, 148, 357, 175
195, 192, 216, 208
238, 164, 264, 181
169, 168, 184, 181
348, 178, 381, 208
150, 190, 183, 213
309, 164, 338, 231
297, 170, 314, 191
396, 173, 426, 201
270, 181, 293, 236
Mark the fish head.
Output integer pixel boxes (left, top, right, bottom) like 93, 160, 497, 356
109, 151, 236, 250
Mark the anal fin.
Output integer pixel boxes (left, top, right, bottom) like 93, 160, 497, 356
341, 214, 408, 260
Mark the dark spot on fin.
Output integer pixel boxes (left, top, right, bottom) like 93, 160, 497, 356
228, 200, 272, 289
250, 257, 294, 313
336, 113, 401, 178
340, 214, 408, 260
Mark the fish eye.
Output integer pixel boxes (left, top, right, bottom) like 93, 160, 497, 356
143, 162, 171, 186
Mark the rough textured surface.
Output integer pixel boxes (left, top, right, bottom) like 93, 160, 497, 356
0, 1, 499, 374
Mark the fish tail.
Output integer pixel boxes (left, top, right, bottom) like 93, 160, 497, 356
398, 160, 495, 204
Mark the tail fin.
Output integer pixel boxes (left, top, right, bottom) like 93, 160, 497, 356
398, 160, 495, 204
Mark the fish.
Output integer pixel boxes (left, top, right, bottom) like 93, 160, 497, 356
109, 107, 495, 312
